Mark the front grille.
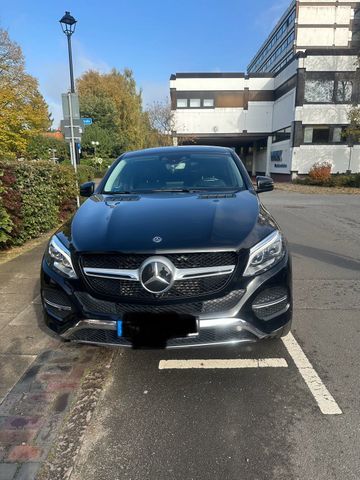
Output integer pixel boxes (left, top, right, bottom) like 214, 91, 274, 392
80, 251, 237, 270
83, 275, 232, 300
75, 289, 245, 316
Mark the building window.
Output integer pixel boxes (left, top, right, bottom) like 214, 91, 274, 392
332, 127, 347, 143
176, 99, 187, 108
203, 99, 214, 108
304, 80, 334, 103
336, 81, 353, 102
189, 99, 201, 108
272, 126, 291, 143
304, 126, 331, 144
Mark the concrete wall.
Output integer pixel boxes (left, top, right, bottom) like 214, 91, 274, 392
272, 90, 296, 131
292, 145, 360, 174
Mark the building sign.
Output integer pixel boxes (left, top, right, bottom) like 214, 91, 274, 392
271, 149, 289, 172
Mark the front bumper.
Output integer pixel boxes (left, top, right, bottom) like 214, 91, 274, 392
40, 255, 292, 348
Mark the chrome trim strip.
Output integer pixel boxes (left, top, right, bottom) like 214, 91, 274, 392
60, 317, 267, 341
252, 295, 288, 310
83, 268, 139, 281
44, 299, 72, 311
174, 265, 235, 280
83, 265, 235, 281
61, 319, 117, 339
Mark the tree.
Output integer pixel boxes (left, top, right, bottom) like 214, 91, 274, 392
77, 69, 152, 157
0, 29, 50, 159
146, 100, 174, 146
26, 134, 69, 162
146, 99, 195, 146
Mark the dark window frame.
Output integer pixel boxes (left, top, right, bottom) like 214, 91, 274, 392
302, 124, 349, 145
303, 72, 355, 105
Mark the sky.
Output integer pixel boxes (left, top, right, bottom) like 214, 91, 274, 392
1, 0, 290, 127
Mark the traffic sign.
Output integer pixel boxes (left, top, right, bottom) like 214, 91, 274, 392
61, 93, 80, 119
82, 118, 93, 126
60, 119, 83, 142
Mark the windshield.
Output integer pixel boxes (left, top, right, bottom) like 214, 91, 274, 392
102, 152, 245, 193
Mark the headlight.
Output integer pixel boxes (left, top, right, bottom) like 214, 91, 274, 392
243, 230, 285, 277
45, 236, 77, 279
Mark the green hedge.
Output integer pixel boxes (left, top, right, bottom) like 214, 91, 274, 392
295, 173, 360, 188
0, 160, 95, 249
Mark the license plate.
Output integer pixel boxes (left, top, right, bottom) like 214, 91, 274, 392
120, 312, 198, 348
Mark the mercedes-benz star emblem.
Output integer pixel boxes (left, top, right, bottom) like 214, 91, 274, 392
152, 236, 162, 243
139, 257, 175, 294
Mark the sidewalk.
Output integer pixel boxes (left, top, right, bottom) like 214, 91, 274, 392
0, 241, 112, 480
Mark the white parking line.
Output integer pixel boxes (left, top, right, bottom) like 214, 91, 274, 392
282, 332, 342, 415
159, 358, 288, 369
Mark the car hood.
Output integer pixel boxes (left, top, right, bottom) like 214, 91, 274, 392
57, 191, 277, 253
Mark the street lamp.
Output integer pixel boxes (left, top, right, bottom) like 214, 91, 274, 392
91, 141, 99, 159
59, 11, 77, 93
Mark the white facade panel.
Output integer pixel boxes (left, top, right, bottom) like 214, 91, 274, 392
274, 60, 298, 89
272, 90, 296, 132
292, 145, 352, 174
298, 6, 336, 24
297, 27, 335, 46
350, 146, 360, 173
295, 105, 351, 124
174, 78, 245, 92
247, 77, 274, 90
245, 102, 273, 133
174, 108, 246, 134
304, 55, 358, 72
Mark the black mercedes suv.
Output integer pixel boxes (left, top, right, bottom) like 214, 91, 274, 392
40, 146, 292, 348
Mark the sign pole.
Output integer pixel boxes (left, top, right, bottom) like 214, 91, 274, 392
68, 92, 80, 208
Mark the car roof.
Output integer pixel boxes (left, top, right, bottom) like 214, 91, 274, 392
123, 145, 234, 158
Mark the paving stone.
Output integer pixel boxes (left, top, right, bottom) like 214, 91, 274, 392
0, 355, 36, 403
0, 396, 23, 416
0, 430, 37, 444
6, 445, 42, 462
0, 324, 54, 356
14, 462, 40, 480
2, 416, 43, 431
9, 304, 43, 327
0, 278, 39, 297
46, 382, 79, 393
11, 393, 54, 417
10, 365, 41, 394
0, 295, 33, 315
0, 463, 18, 480
35, 414, 64, 446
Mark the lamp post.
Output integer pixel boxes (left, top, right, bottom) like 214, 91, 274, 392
91, 141, 99, 159
59, 11, 77, 93
59, 11, 80, 170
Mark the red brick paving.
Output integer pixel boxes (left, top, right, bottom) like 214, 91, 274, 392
6, 445, 43, 462
0, 345, 98, 479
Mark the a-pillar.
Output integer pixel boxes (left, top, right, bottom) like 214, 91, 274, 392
265, 135, 272, 177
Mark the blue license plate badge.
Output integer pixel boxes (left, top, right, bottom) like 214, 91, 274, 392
117, 320, 123, 337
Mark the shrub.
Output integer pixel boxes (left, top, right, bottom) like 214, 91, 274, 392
308, 161, 332, 185
0, 160, 80, 248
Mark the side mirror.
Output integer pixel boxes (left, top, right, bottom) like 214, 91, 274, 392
80, 181, 95, 197
256, 176, 274, 193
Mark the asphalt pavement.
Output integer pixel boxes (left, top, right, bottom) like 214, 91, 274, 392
70, 190, 360, 480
